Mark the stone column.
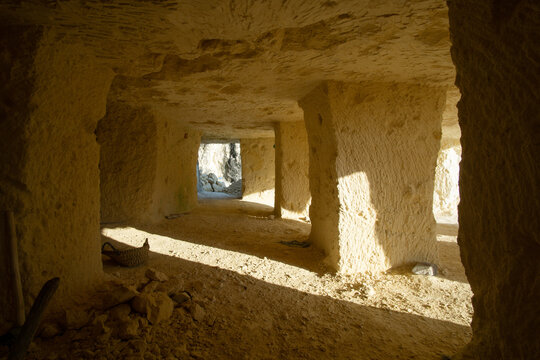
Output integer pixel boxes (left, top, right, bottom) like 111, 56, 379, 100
0, 26, 114, 330
98, 100, 201, 223
275, 121, 310, 220
97, 102, 158, 223
151, 117, 201, 220
299, 81, 446, 274
448, 1, 539, 358
241, 138, 275, 206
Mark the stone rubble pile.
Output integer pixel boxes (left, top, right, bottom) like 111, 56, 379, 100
199, 172, 227, 193
28, 268, 211, 359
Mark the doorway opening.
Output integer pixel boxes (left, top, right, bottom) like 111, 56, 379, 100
197, 141, 242, 199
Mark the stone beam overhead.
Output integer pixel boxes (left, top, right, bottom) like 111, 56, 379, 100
1, 1, 454, 138
300, 81, 446, 274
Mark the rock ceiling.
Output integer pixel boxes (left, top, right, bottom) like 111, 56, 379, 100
2, 0, 456, 138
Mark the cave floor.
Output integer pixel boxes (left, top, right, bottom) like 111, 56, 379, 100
27, 200, 472, 360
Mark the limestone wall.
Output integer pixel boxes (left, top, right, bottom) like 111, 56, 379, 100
151, 119, 201, 219
275, 121, 310, 219
241, 138, 275, 206
0, 26, 114, 331
98, 100, 201, 223
97, 102, 157, 223
300, 81, 445, 274
448, 1, 540, 358
433, 146, 461, 222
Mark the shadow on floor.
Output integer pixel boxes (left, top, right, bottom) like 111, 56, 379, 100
117, 201, 326, 274
195, 198, 274, 217
87, 238, 471, 360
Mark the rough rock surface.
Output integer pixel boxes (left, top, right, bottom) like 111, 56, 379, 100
448, 1, 540, 358
98, 99, 201, 223
275, 121, 311, 220
0, 26, 114, 331
198, 142, 242, 186
241, 138, 276, 205
300, 81, 445, 273
0, 0, 454, 139
433, 146, 461, 222
0, 0, 456, 331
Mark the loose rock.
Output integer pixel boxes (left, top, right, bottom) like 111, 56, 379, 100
190, 304, 206, 322
40, 322, 62, 339
412, 262, 438, 276
145, 268, 169, 282
64, 308, 91, 330
109, 303, 131, 321
100, 284, 139, 309
171, 291, 191, 306
117, 319, 139, 340
147, 292, 174, 324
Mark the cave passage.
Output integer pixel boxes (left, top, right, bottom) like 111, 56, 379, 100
197, 141, 242, 200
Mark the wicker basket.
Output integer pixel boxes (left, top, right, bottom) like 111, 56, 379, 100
101, 238, 149, 267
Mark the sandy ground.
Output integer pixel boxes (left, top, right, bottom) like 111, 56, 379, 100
12, 199, 472, 360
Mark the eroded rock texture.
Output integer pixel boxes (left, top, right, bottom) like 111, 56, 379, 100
0, 26, 114, 330
241, 138, 276, 205
0, 0, 454, 139
300, 81, 445, 273
275, 121, 310, 220
98, 100, 200, 223
448, 1, 540, 358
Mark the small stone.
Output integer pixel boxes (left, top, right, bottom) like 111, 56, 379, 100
202, 183, 213, 192
142, 281, 160, 293
207, 173, 218, 184
187, 280, 205, 293
101, 285, 139, 309
212, 183, 224, 192
365, 285, 376, 297
412, 262, 438, 276
40, 322, 62, 338
138, 317, 149, 329
190, 304, 206, 322
92, 314, 110, 336
64, 308, 91, 330
109, 303, 131, 321
131, 293, 153, 314
171, 291, 191, 306
128, 339, 147, 354
156, 277, 185, 296
145, 268, 169, 282
147, 292, 174, 324
117, 319, 139, 340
